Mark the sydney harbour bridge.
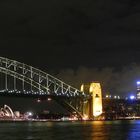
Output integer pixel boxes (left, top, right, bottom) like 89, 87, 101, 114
0, 57, 103, 120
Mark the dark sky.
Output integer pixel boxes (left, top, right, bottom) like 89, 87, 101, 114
0, 0, 140, 98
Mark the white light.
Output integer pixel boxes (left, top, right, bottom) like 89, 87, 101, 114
106, 95, 109, 98
28, 112, 32, 116
137, 81, 140, 85
130, 95, 135, 100
37, 99, 41, 103
114, 96, 117, 99
47, 98, 51, 101
26, 112, 33, 117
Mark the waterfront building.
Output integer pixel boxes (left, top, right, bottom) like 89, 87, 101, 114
0, 105, 14, 118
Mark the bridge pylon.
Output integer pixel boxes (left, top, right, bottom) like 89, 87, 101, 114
81, 82, 103, 120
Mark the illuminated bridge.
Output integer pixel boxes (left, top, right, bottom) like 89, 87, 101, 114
0, 57, 102, 119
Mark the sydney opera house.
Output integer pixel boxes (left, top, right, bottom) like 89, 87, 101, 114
0, 105, 20, 119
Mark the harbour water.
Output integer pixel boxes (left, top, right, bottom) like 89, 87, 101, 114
0, 120, 140, 140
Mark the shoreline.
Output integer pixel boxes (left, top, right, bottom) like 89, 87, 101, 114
0, 117, 140, 122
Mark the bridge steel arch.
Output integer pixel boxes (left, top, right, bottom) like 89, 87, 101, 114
0, 57, 90, 118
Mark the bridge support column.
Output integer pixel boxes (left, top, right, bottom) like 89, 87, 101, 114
81, 82, 103, 120
82, 99, 90, 119
89, 82, 103, 118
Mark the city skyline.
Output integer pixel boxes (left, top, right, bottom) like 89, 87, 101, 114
0, 1, 140, 140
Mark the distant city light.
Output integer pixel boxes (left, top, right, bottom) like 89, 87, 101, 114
47, 98, 52, 101
106, 95, 109, 98
24, 112, 33, 118
28, 112, 33, 116
125, 97, 128, 100
37, 98, 41, 103
130, 95, 135, 100
105, 94, 112, 98
82, 114, 89, 120
114, 96, 117, 99
137, 81, 140, 85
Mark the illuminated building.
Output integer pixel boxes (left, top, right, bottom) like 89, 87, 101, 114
14, 111, 20, 118
0, 105, 15, 118
136, 81, 140, 99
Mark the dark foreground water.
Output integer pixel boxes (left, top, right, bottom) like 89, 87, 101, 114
0, 120, 140, 140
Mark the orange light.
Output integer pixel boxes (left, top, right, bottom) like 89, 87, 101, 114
80, 84, 84, 92
82, 114, 89, 120
90, 83, 103, 117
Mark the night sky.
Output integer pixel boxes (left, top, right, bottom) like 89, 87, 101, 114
0, 0, 140, 100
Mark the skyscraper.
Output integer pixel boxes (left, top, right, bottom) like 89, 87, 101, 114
136, 81, 140, 99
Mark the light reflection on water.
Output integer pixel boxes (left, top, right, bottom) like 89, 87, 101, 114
0, 120, 140, 140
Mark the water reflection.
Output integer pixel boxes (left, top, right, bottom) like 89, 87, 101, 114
0, 120, 140, 140
127, 120, 140, 140
79, 121, 135, 140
